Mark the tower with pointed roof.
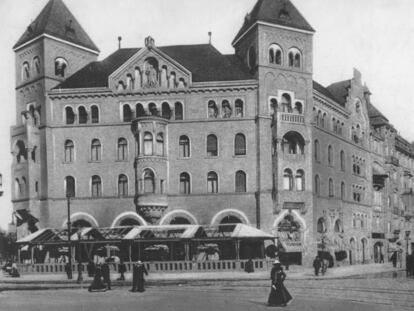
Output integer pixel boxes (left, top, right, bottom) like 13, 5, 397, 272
11, 0, 99, 236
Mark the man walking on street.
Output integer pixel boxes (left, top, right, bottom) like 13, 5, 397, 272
313, 256, 321, 276
131, 261, 148, 292
101, 261, 111, 290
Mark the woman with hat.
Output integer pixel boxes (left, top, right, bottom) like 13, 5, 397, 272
267, 260, 292, 307
131, 261, 148, 292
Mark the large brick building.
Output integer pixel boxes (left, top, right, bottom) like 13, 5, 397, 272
11, 0, 414, 265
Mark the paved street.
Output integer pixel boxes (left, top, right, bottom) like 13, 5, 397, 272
1, 273, 413, 311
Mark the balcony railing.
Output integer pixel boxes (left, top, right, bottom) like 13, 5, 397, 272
280, 113, 304, 124
385, 155, 399, 166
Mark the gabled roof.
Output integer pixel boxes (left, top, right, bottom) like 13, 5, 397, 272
233, 0, 314, 45
326, 80, 351, 106
312, 81, 341, 105
14, 0, 99, 52
56, 44, 253, 89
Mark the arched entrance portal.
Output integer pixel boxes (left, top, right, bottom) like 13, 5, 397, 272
373, 241, 384, 263
275, 213, 302, 265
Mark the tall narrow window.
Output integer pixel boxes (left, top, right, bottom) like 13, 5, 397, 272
296, 170, 304, 191
207, 171, 218, 193
15, 178, 21, 198
55, 57, 68, 77
341, 182, 346, 200
143, 169, 155, 193
143, 132, 153, 156
235, 170, 246, 192
91, 175, 102, 197
234, 133, 246, 155
315, 175, 320, 195
156, 133, 164, 156
235, 99, 244, 117
175, 102, 183, 120
281, 94, 292, 113
340, 150, 345, 171
269, 44, 282, 65
180, 172, 191, 194
328, 145, 333, 166
64, 140, 74, 162
329, 178, 334, 197
222, 100, 232, 118
149, 103, 158, 116
33, 56, 41, 75
283, 169, 293, 190
136, 103, 145, 118
91, 105, 99, 123
78, 106, 88, 124
207, 134, 218, 156
179, 135, 190, 158
208, 100, 218, 118
118, 174, 128, 196
117, 138, 128, 161
123, 105, 132, 122
65, 176, 75, 197
162, 102, 171, 119
91, 139, 101, 161
65, 107, 75, 124
314, 140, 320, 162
22, 62, 30, 80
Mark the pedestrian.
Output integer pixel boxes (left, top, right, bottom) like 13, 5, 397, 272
267, 260, 292, 307
64, 261, 71, 279
244, 258, 254, 273
87, 260, 95, 277
313, 255, 321, 276
406, 251, 413, 277
101, 261, 111, 290
410, 251, 414, 277
321, 258, 329, 276
380, 252, 384, 264
88, 264, 106, 292
117, 259, 126, 281
131, 261, 148, 292
10, 262, 20, 278
390, 251, 397, 268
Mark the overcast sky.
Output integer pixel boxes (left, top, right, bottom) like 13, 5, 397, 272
0, 0, 414, 230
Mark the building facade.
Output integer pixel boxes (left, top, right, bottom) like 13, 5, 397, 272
11, 0, 414, 265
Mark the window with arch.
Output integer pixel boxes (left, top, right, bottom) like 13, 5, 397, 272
64, 140, 74, 163
288, 48, 301, 68
235, 170, 246, 192
294, 102, 303, 114
118, 174, 128, 196
55, 57, 68, 77
156, 133, 164, 156
15, 178, 21, 198
65, 176, 75, 197
235, 99, 244, 117
22, 61, 30, 80
65, 107, 75, 124
179, 172, 191, 194
329, 178, 334, 197
15, 140, 27, 163
222, 100, 232, 118
281, 94, 292, 113
136, 103, 145, 118
321, 113, 327, 128
143, 169, 155, 193
174, 102, 183, 120
208, 100, 218, 118
91, 139, 101, 161
314, 140, 320, 162
270, 98, 278, 116
340, 150, 345, 171
328, 145, 333, 166
234, 133, 246, 156
283, 169, 293, 190
91, 105, 99, 123
341, 182, 346, 200
282, 131, 305, 154
334, 219, 342, 233
269, 44, 282, 65
126, 74, 133, 90
78, 106, 88, 124
91, 175, 102, 197
315, 175, 320, 195
296, 170, 304, 191
247, 45, 256, 70
20, 177, 26, 197
33, 56, 40, 75
148, 103, 158, 116
161, 102, 171, 119
179, 135, 190, 158
207, 134, 218, 156
117, 138, 128, 161
207, 171, 218, 193
317, 217, 327, 233
123, 105, 132, 122
143, 132, 153, 156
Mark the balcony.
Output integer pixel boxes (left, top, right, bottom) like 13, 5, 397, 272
280, 113, 304, 124
281, 153, 306, 162
385, 155, 399, 167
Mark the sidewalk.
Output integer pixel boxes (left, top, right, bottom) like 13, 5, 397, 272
0, 263, 403, 291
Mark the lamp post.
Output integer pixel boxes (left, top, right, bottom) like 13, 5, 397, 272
77, 230, 83, 284
66, 194, 72, 279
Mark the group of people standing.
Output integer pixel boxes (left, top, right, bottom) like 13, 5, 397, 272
312, 255, 329, 276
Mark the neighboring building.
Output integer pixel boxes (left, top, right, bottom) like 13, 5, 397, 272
11, 0, 413, 265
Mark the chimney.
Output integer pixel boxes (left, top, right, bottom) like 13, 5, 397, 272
118, 36, 122, 50
208, 32, 212, 44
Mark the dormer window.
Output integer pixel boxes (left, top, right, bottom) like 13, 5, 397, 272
269, 44, 282, 65
288, 48, 301, 68
55, 57, 68, 77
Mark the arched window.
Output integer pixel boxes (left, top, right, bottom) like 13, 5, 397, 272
91, 139, 101, 161
235, 170, 246, 192
294, 102, 303, 114
329, 178, 334, 197
341, 182, 346, 200
269, 44, 282, 65
334, 219, 342, 233
207, 134, 218, 156
322, 113, 327, 128
55, 57, 68, 77
170, 217, 191, 225
78, 106, 88, 124
33, 56, 41, 75
143, 169, 155, 193
64, 140, 74, 163
118, 174, 128, 196
281, 94, 292, 113
208, 100, 218, 118
65, 107, 75, 124
270, 98, 278, 116
136, 103, 145, 118
222, 100, 232, 118
65, 176, 75, 197
156, 133, 164, 156
282, 131, 305, 154
161, 102, 171, 119
340, 150, 345, 170
314, 140, 320, 161
148, 103, 158, 116
235, 99, 244, 117
247, 46, 256, 69
220, 216, 242, 224
234, 133, 246, 155
143, 132, 153, 156
180, 172, 191, 194
283, 169, 293, 190
22, 61, 30, 80
288, 48, 301, 68
91, 105, 99, 123
179, 135, 190, 158
117, 138, 128, 161
123, 105, 132, 122
72, 219, 92, 229
328, 145, 333, 166
317, 217, 326, 233
15, 178, 21, 198
15, 140, 27, 163
126, 74, 133, 90
207, 171, 218, 193
315, 175, 320, 195
296, 170, 304, 191
91, 175, 102, 197
175, 102, 183, 120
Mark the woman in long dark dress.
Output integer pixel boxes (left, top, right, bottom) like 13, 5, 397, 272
88, 264, 106, 292
268, 260, 293, 307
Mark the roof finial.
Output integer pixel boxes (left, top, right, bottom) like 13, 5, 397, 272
118, 36, 122, 50
208, 31, 212, 44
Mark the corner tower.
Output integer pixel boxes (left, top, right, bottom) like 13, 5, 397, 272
233, 0, 315, 264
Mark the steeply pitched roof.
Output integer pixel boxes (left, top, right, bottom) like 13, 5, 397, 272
326, 80, 351, 106
312, 81, 341, 105
233, 0, 314, 45
57, 44, 254, 89
14, 0, 99, 52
